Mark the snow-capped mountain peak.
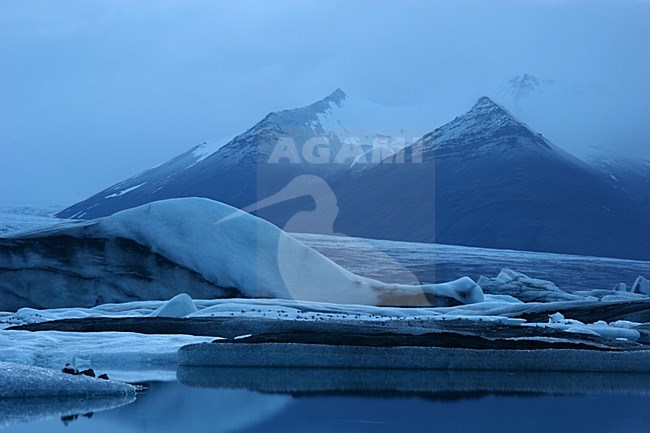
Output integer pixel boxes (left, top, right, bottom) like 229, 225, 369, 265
422, 96, 552, 158
468, 96, 522, 125
56, 89, 437, 219
213, 88, 437, 165
321, 87, 347, 106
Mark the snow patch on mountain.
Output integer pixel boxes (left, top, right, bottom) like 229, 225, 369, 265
186, 134, 239, 167
105, 182, 147, 198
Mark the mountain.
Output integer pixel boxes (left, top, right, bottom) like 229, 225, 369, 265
56, 91, 650, 260
497, 73, 587, 106
330, 97, 650, 260
57, 89, 435, 225
588, 151, 650, 208
493, 73, 615, 159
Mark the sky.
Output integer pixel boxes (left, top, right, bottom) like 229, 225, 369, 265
1, 0, 649, 205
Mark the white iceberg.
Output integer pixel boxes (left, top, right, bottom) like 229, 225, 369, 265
151, 293, 198, 318
632, 276, 650, 296
477, 269, 583, 303
537, 312, 641, 341
2, 198, 483, 308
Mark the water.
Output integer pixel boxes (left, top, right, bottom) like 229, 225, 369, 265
2, 214, 649, 431
4, 377, 650, 432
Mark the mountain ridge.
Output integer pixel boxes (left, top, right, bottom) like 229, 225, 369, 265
54, 90, 650, 260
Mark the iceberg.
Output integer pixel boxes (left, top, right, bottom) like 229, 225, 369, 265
151, 293, 198, 318
477, 269, 584, 303
632, 276, 650, 296
0, 198, 483, 310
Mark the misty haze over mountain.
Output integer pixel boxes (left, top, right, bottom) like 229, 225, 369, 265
1, 0, 649, 205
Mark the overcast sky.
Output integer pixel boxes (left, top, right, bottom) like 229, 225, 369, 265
1, 0, 649, 205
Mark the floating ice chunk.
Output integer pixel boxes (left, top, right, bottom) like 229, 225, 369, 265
11, 308, 46, 325
0, 361, 134, 398
585, 325, 640, 341
234, 334, 253, 340
11, 307, 93, 325
614, 283, 627, 292
601, 293, 648, 302
478, 269, 583, 303
151, 293, 197, 318
609, 320, 642, 329
562, 322, 640, 341
565, 325, 600, 336
549, 312, 565, 323
632, 276, 650, 296
423, 276, 484, 306
0, 330, 214, 382
483, 294, 523, 304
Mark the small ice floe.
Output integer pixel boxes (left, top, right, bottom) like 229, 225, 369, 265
608, 320, 642, 329
614, 283, 627, 292
477, 269, 584, 303
233, 334, 253, 340
0, 361, 134, 399
570, 324, 640, 341
150, 293, 198, 318
632, 276, 650, 296
0, 330, 214, 381
542, 312, 640, 341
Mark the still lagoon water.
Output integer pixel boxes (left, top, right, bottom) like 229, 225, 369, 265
4, 369, 650, 433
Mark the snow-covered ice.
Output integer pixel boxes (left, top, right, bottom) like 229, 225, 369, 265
477, 269, 584, 303
633, 276, 650, 296
0, 330, 213, 382
0, 361, 135, 398
2, 198, 484, 309
0, 361, 136, 429
151, 293, 197, 318
536, 312, 641, 341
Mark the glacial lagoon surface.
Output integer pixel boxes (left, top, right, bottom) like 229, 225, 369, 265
1, 215, 649, 432
3, 376, 650, 433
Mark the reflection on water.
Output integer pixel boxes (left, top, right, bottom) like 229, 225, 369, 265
0, 394, 135, 430
178, 367, 650, 396
4, 368, 650, 433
